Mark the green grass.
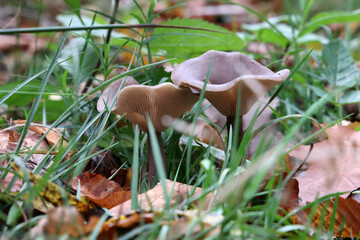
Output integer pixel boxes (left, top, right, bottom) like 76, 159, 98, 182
1, 0, 360, 239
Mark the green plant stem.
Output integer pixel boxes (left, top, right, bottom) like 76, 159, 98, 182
227, 115, 244, 148
0, 24, 226, 35
147, 132, 167, 187
82, 0, 120, 94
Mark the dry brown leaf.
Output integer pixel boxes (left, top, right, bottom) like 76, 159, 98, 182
110, 180, 211, 216
0, 128, 49, 166
0, 131, 10, 152
0, 170, 22, 193
280, 178, 360, 237
103, 210, 222, 239
71, 172, 131, 209
192, 119, 224, 149
0, 35, 47, 55
103, 211, 154, 231
289, 125, 360, 204
29, 206, 99, 239
10, 163, 96, 213
12, 120, 67, 148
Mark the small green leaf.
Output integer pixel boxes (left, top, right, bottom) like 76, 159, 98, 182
0, 81, 60, 106
58, 38, 99, 86
301, 9, 360, 36
64, 0, 81, 17
322, 39, 360, 87
339, 90, 360, 104
150, 18, 243, 62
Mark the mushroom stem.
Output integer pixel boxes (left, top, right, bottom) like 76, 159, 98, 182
226, 115, 244, 148
147, 132, 167, 186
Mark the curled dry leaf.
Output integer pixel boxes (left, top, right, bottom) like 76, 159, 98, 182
12, 120, 67, 148
0, 128, 49, 167
289, 125, 360, 204
110, 180, 211, 216
71, 172, 131, 209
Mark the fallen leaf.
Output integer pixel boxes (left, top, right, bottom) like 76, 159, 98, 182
192, 119, 224, 149
29, 206, 99, 238
0, 130, 11, 153
280, 178, 360, 237
71, 172, 131, 209
110, 180, 211, 216
0, 128, 49, 166
289, 125, 360, 204
0, 169, 22, 193
12, 120, 67, 148
103, 209, 222, 239
11, 163, 96, 214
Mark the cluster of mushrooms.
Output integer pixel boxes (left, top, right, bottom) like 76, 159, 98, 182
97, 50, 290, 185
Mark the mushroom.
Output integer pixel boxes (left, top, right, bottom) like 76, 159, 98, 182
98, 81, 198, 185
171, 50, 290, 145
97, 76, 139, 112
202, 97, 283, 156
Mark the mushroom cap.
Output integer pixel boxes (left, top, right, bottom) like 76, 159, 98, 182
171, 50, 290, 116
114, 82, 199, 132
97, 76, 139, 112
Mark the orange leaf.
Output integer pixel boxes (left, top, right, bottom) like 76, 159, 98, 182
280, 178, 360, 237
289, 125, 360, 204
71, 172, 131, 209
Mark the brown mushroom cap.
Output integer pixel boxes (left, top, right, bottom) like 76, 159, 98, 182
114, 82, 199, 132
171, 50, 290, 116
97, 76, 139, 112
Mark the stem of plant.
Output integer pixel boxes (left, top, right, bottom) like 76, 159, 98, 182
226, 115, 244, 148
147, 131, 167, 186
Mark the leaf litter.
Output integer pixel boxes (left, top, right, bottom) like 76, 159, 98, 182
281, 124, 360, 237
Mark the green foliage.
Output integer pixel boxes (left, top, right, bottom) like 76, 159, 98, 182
0, 81, 60, 107
3, 0, 360, 238
301, 9, 360, 36
321, 39, 360, 87
150, 18, 243, 62
242, 16, 329, 47
339, 90, 360, 104
58, 37, 99, 87
64, 0, 81, 18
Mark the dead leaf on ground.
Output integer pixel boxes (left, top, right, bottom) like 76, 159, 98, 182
289, 124, 360, 204
0, 35, 47, 55
192, 119, 224, 149
12, 120, 67, 148
103, 209, 222, 239
29, 206, 99, 239
110, 179, 211, 216
280, 178, 360, 237
11, 163, 96, 214
0, 128, 49, 167
71, 172, 131, 209
0, 168, 23, 193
